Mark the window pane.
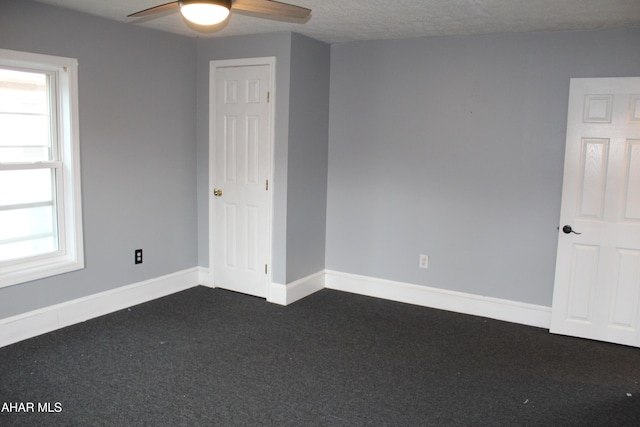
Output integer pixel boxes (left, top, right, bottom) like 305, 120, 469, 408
0, 68, 52, 162
0, 205, 56, 241
0, 114, 50, 161
0, 69, 48, 114
0, 168, 55, 206
0, 237, 57, 263
0, 205, 57, 262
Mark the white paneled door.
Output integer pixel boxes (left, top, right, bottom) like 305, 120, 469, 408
551, 77, 640, 346
210, 60, 273, 298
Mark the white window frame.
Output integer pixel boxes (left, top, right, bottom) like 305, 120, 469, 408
0, 48, 84, 288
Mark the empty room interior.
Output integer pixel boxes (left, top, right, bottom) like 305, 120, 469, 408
1, 0, 640, 424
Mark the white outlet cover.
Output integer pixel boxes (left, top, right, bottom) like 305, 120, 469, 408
419, 254, 429, 269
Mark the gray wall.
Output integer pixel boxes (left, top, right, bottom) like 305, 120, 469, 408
326, 28, 640, 307
3, 0, 639, 320
286, 33, 330, 282
0, 0, 198, 318
196, 32, 330, 285
195, 32, 292, 284
0, 2, 332, 321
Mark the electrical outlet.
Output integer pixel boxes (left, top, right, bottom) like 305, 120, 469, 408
419, 254, 429, 269
135, 249, 143, 264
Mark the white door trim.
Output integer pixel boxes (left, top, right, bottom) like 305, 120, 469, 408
208, 57, 276, 299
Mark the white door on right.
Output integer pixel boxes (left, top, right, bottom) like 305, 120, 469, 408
551, 77, 640, 347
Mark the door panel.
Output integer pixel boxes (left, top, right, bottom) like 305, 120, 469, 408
566, 244, 599, 324
210, 62, 272, 298
623, 140, 640, 221
578, 138, 608, 219
609, 249, 640, 329
551, 77, 640, 346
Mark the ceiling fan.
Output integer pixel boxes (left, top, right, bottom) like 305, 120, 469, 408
128, 0, 311, 26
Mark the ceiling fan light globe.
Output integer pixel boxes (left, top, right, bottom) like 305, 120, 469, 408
180, 1, 230, 26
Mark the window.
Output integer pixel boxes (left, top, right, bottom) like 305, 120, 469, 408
0, 49, 83, 288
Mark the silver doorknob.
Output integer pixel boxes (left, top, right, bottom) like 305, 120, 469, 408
213, 188, 223, 197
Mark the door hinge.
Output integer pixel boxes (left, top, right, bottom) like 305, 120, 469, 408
266, 179, 269, 191
267, 91, 270, 103
265, 264, 268, 274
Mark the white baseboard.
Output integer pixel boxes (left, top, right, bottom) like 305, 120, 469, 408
325, 270, 551, 329
0, 267, 202, 348
0, 267, 552, 349
198, 266, 212, 287
269, 270, 325, 306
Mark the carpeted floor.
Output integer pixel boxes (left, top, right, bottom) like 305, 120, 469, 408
1, 286, 639, 426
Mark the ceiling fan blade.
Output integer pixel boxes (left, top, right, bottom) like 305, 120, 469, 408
127, 1, 180, 18
232, 0, 311, 20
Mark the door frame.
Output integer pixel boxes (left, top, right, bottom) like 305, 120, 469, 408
208, 57, 276, 298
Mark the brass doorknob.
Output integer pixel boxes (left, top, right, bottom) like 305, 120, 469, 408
213, 188, 223, 197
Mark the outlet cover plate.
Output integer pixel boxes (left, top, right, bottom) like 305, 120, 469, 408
419, 254, 429, 269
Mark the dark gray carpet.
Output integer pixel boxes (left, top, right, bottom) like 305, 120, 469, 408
1, 286, 639, 426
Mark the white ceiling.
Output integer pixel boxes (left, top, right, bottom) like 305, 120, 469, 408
34, 0, 640, 44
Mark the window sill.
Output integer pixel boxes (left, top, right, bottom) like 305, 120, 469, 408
0, 255, 84, 289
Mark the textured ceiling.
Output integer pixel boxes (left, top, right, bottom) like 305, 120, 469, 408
34, 0, 640, 44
